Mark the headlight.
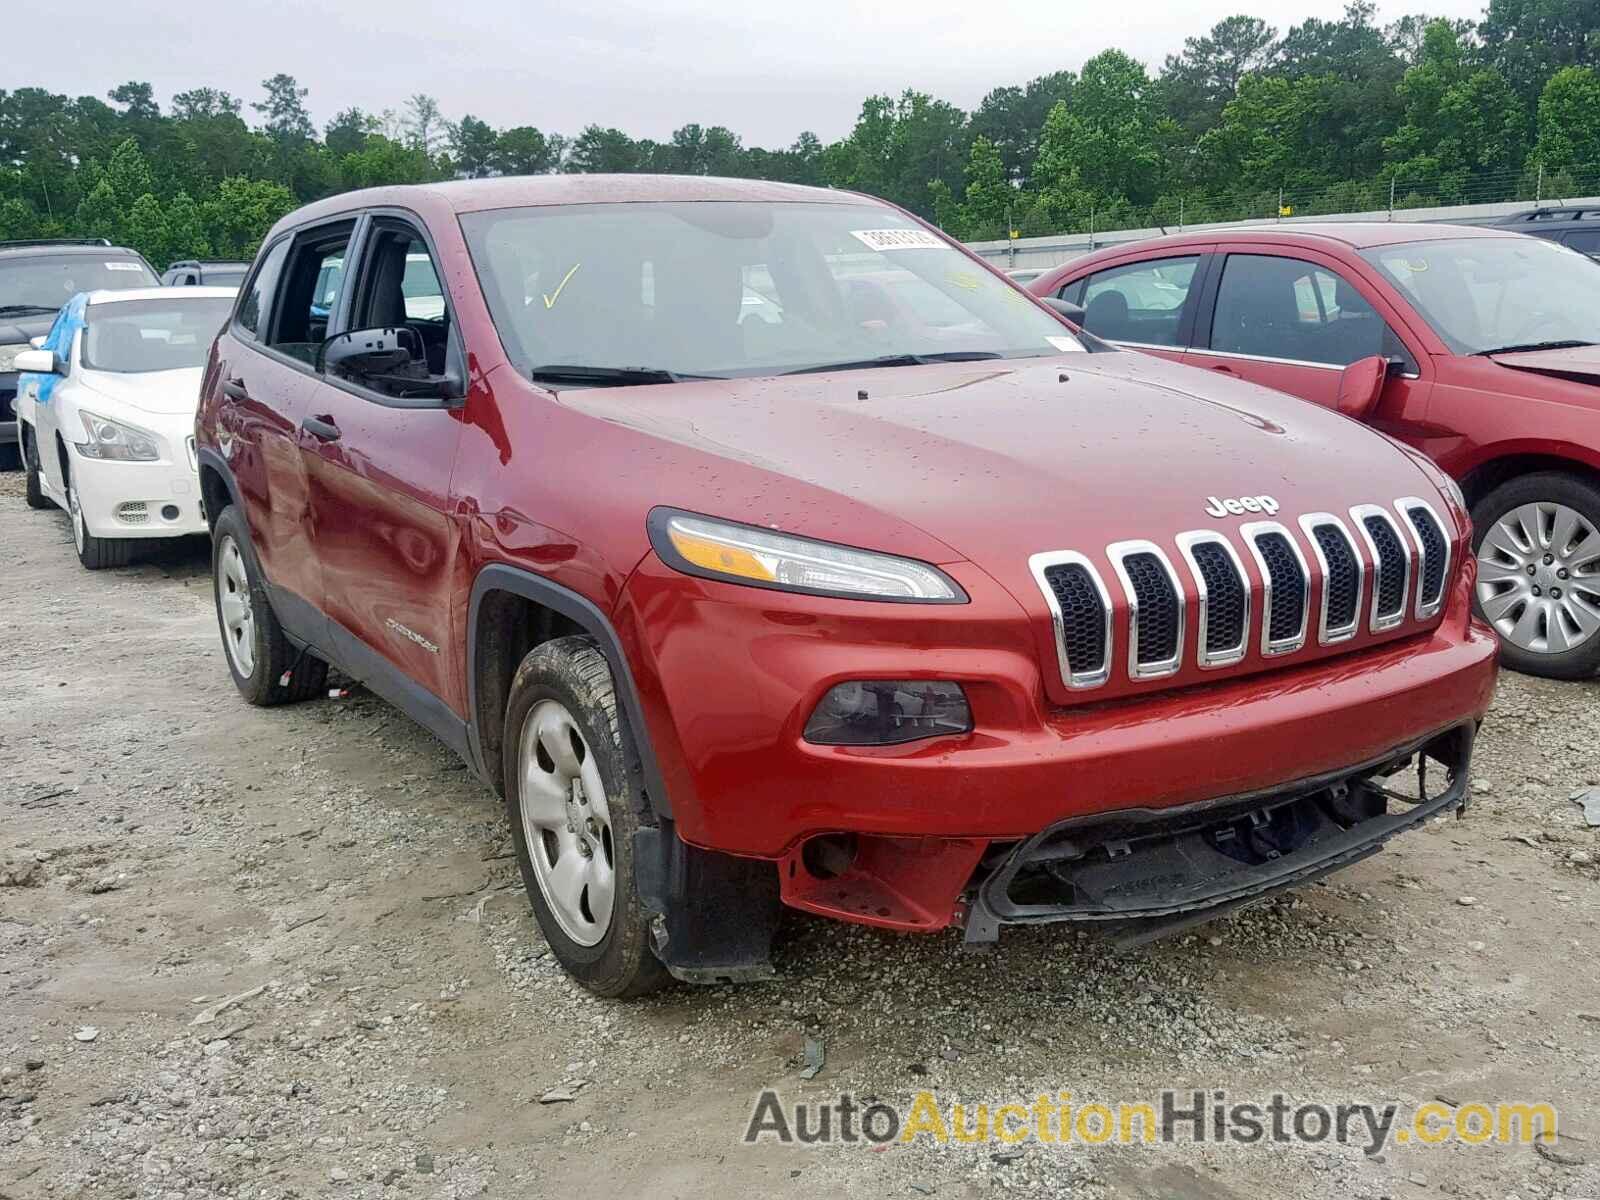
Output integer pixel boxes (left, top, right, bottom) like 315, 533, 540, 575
77, 411, 161, 462
649, 509, 966, 602
0, 343, 28, 373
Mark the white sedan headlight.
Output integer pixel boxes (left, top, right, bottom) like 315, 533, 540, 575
77, 410, 161, 462
649, 509, 965, 602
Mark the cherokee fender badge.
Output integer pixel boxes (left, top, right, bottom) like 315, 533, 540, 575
1204, 494, 1280, 518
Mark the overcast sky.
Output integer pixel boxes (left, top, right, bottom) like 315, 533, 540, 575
24, 0, 1487, 147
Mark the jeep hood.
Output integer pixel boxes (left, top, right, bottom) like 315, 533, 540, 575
565, 351, 1440, 577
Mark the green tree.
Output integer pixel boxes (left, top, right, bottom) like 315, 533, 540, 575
1032, 51, 1162, 206
1480, 0, 1600, 106
104, 138, 156, 209
495, 126, 556, 174
163, 190, 210, 261
450, 115, 499, 177
253, 73, 313, 142
172, 88, 241, 120
124, 192, 169, 264
565, 126, 644, 173
73, 177, 122, 244
201, 175, 295, 258
956, 136, 1014, 239
969, 71, 1075, 184
1535, 65, 1600, 171
324, 107, 377, 158
1159, 15, 1278, 135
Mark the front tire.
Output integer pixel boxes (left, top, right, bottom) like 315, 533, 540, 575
503, 636, 667, 998
1472, 471, 1600, 679
211, 504, 329, 705
22, 429, 49, 510
67, 464, 134, 570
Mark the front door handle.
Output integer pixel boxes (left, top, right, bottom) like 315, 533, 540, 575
1210, 364, 1236, 375
221, 378, 248, 400
301, 415, 341, 442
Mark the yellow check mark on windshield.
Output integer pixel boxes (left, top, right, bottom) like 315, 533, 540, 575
543, 263, 581, 309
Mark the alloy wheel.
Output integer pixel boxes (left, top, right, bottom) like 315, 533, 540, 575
1476, 501, 1600, 654
518, 698, 616, 947
68, 479, 85, 554
217, 535, 257, 678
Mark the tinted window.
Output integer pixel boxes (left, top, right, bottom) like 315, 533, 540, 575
1211, 254, 1386, 366
1078, 257, 1199, 346
1567, 230, 1600, 256
237, 240, 290, 340
82, 297, 234, 372
460, 201, 1084, 380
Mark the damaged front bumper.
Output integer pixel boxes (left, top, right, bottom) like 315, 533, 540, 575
961, 722, 1474, 950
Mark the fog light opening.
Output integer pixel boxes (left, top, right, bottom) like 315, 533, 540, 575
161, 504, 181, 521
801, 833, 858, 880
803, 680, 972, 746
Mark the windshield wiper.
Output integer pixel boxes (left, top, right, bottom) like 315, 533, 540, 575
0, 303, 60, 317
780, 350, 1005, 376
1475, 339, 1597, 356
527, 364, 722, 387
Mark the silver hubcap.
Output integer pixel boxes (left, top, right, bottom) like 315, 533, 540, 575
68, 479, 85, 553
217, 536, 257, 678
518, 699, 615, 947
1476, 501, 1600, 654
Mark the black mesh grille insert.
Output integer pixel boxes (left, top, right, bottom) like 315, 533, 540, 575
1312, 524, 1360, 631
1364, 515, 1407, 618
1042, 563, 1107, 677
1254, 532, 1306, 643
1123, 552, 1180, 665
1406, 506, 1447, 607
1191, 541, 1245, 654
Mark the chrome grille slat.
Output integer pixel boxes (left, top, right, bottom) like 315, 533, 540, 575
1396, 496, 1450, 619
1028, 551, 1112, 689
1241, 521, 1310, 655
1351, 504, 1411, 631
1107, 540, 1184, 679
1298, 513, 1364, 644
1176, 531, 1249, 668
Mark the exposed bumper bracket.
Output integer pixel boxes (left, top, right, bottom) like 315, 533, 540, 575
962, 723, 1474, 949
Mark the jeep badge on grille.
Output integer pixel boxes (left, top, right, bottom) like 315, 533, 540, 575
1205, 494, 1280, 517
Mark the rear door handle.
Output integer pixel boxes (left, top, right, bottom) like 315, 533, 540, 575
221, 378, 248, 400
301, 415, 341, 442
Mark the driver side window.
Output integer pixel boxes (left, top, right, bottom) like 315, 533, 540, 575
335, 222, 458, 397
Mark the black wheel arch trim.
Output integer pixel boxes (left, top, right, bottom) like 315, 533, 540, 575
467, 562, 674, 819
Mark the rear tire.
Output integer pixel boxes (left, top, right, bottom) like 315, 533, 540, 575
1472, 472, 1600, 679
67, 465, 134, 570
211, 504, 329, 705
22, 429, 49, 510
503, 636, 668, 999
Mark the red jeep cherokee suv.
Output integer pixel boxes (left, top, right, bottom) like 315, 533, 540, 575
1028, 224, 1600, 679
195, 178, 1496, 996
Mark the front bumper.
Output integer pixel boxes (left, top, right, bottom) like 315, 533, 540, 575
70, 441, 207, 539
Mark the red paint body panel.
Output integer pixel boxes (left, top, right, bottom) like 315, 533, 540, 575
195, 183, 1500, 933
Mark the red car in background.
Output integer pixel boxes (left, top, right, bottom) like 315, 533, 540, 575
1030, 225, 1600, 679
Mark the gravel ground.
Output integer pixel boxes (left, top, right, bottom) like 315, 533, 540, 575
2, 472, 1598, 1200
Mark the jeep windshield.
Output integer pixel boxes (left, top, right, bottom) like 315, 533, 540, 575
460, 201, 1084, 383
0, 254, 158, 311
1361, 236, 1600, 356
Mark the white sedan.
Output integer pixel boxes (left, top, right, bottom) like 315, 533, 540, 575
14, 287, 235, 569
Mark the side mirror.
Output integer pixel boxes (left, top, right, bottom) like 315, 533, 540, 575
1041, 296, 1087, 323
1336, 354, 1388, 421
315, 327, 460, 402
13, 348, 61, 375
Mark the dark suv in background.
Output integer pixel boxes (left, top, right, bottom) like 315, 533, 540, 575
0, 238, 160, 469
161, 259, 250, 287
1491, 207, 1600, 258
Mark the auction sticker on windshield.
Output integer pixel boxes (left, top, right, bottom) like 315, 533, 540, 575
105, 262, 145, 271
851, 229, 948, 252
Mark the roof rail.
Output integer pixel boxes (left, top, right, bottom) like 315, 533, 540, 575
1505, 206, 1598, 222
0, 237, 115, 249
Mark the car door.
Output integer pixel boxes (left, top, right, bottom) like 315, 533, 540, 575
1056, 251, 1211, 363
297, 211, 467, 715
29, 295, 87, 498
1183, 248, 1432, 438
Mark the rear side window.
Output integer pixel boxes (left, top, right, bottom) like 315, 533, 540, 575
1077, 257, 1199, 346
1210, 254, 1387, 367
264, 225, 355, 364
236, 240, 290, 340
